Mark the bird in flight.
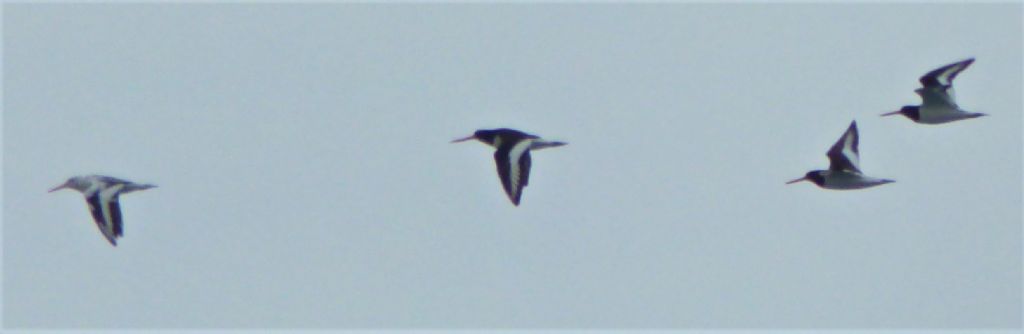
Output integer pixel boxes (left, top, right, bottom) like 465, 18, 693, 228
452, 128, 566, 206
787, 121, 894, 190
882, 58, 985, 124
50, 175, 156, 246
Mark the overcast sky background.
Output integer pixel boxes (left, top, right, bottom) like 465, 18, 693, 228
3, 3, 1021, 330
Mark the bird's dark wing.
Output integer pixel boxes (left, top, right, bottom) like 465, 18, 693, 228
493, 148, 514, 204
85, 193, 118, 246
493, 140, 533, 206
109, 198, 123, 237
919, 58, 974, 88
520, 150, 532, 189
99, 186, 125, 238
826, 121, 862, 174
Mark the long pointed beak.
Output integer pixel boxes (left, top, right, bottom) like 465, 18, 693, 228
785, 177, 808, 185
880, 111, 901, 117
48, 183, 69, 193
450, 135, 475, 143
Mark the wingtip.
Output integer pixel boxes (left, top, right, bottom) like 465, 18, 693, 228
955, 58, 976, 71
945, 57, 975, 68
104, 234, 118, 246
846, 120, 858, 133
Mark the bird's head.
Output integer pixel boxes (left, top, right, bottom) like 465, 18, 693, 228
881, 106, 919, 121
451, 129, 499, 146
48, 176, 86, 193
786, 170, 826, 187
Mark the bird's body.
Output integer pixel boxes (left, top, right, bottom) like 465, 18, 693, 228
452, 128, 566, 206
787, 121, 893, 190
49, 175, 156, 246
883, 58, 986, 124
799, 170, 894, 190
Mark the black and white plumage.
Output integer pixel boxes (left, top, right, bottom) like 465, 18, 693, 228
882, 58, 986, 124
452, 128, 566, 206
787, 121, 894, 190
49, 175, 156, 246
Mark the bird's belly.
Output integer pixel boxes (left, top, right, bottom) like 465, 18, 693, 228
918, 107, 968, 124
822, 175, 888, 190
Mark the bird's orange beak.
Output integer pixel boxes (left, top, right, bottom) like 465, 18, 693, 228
451, 135, 475, 143
785, 177, 808, 185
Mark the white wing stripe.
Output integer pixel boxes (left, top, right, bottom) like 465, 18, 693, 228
938, 63, 966, 85
507, 139, 534, 200
842, 131, 861, 172
98, 184, 123, 241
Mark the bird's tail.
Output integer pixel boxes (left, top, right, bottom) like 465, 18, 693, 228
125, 183, 157, 192
530, 140, 567, 150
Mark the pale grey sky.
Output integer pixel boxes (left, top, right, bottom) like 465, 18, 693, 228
3, 2, 1021, 331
